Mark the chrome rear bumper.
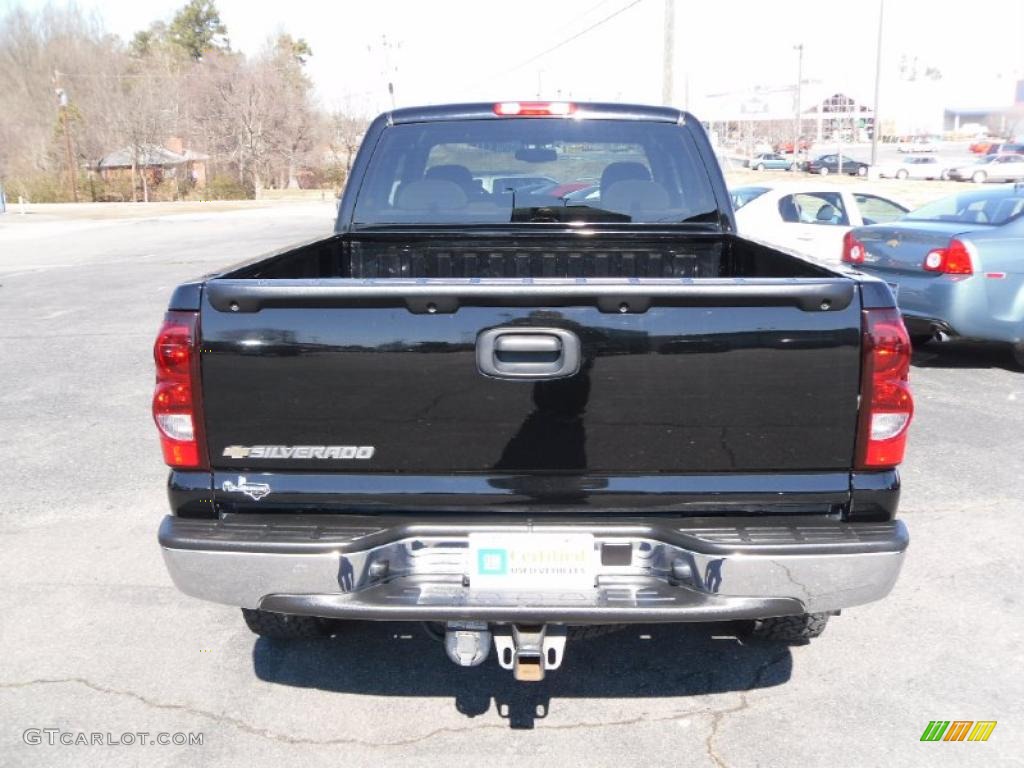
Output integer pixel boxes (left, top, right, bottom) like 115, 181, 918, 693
159, 515, 908, 622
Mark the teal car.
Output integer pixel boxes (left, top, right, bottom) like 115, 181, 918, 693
745, 153, 796, 171
843, 185, 1024, 367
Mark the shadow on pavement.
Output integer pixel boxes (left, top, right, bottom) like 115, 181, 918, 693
252, 622, 792, 729
911, 340, 1019, 372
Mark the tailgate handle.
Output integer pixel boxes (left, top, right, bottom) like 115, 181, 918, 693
476, 328, 581, 380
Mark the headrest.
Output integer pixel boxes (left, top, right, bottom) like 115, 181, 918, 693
600, 162, 651, 192
815, 204, 837, 222
394, 179, 468, 211
601, 180, 670, 215
425, 164, 474, 186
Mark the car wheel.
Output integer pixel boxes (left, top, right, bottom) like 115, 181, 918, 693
242, 608, 336, 640
940, 170, 950, 180
743, 613, 830, 644
818, 167, 830, 176
788, 163, 797, 171
857, 165, 868, 176
896, 169, 909, 180
1012, 343, 1024, 371
972, 171, 987, 183
755, 163, 765, 171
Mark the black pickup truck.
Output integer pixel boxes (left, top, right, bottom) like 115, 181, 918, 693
155, 101, 913, 681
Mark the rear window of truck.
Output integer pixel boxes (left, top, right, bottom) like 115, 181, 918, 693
351, 119, 719, 226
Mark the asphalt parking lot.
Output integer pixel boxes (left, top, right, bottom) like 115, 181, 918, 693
1, 201, 1021, 767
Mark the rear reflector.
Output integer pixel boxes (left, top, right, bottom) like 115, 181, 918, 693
152, 311, 207, 469
841, 231, 867, 264
922, 238, 974, 275
493, 101, 575, 117
856, 308, 914, 469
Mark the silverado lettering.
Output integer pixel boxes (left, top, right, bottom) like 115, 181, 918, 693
222, 445, 375, 460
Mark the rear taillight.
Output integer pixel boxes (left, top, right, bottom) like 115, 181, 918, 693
856, 308, 914, 469
923, 238, 974, 275
493, 101, 575, 116
841, 231, 867, 264
152, 311, 207, 469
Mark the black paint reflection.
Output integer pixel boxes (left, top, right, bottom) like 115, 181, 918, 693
495, 368, 592, 471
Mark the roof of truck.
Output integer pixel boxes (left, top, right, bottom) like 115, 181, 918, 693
388, 101, 689, 125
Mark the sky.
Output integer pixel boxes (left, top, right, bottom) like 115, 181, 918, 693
7, 0, 1024, 115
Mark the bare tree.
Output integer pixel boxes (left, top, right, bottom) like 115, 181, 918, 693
0, 1, 339, 201
328, 110, 370, 174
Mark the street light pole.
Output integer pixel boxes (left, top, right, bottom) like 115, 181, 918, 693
793, 44, 804, 161
870, 0, 886, 167
54, 71, 78, 203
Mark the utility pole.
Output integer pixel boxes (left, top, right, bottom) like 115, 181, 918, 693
661, 0, 675, 106
793, 44, 804, 161
54, 70, 78, 203
381, 35, 398, 110
870, 0, 886, 168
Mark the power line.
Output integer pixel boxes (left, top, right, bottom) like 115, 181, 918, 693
469, 0, 647, 88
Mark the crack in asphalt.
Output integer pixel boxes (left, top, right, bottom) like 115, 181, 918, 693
703, 651, 789, 768
0, 676, 713, 747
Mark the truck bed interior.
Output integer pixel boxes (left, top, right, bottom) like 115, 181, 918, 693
223, 232, 838, 281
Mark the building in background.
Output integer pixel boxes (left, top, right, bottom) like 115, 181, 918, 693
702, 75, 1024, 152
944, 78, 1024, 138
96, 140, 208, 191
701, 83, 876, 150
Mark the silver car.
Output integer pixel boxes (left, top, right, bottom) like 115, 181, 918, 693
876, 156, 952, 180
842, 185, 1024, 367
948, 154, 1024, 183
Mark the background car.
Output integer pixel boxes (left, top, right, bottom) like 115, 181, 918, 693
897, 136, 938, 153
745, 152, 796, 171
804, 154, 869, 176
732, 182, 908, 262
981, 142, 1024, 156
841, 185, 1024, 366
774, 138, 813, 154
876, 155, 952, 180
561, 184, 600, 203
530, 180, 596, 198
969, 138, 1002, 154
948, 154, 1024, 183
473, 173, 557, 194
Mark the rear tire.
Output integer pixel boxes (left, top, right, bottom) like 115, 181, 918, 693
972, 171, 987, 183
818, 167, 830, 176
755, 163, 765, 171
744, 613, 830, 643
242, 608, 334, 640
569, 624, 627, 640
910, 333, 934, 348
857, 165, 868, 176
940, 169, 950, 180
1012, 343, 1024, 371
896, 169, 909, 180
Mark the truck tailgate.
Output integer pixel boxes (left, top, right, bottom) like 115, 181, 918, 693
199, 278, 861, 476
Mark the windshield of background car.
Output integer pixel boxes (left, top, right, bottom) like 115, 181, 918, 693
730, 186, 769, 210
351, 118, 719, 226
905, 189, 1024, 225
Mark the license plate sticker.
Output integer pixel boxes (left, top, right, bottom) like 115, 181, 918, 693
468, 533, 596, 591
